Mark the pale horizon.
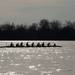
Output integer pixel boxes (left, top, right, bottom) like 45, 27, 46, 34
0, 0, 75, 25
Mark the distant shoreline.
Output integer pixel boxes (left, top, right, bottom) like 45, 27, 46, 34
0, 19, 75, 40
0, 39, 75, 40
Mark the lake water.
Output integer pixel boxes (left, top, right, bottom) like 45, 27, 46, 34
0, 41, 75, 75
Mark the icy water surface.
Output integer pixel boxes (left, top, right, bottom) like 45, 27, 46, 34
0, 41, 75, 75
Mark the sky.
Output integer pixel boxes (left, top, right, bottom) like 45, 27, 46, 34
0, 0, 75, 24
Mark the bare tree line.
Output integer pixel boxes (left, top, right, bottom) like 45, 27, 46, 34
0, 19, 75, 40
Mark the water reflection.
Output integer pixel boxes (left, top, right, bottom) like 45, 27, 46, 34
0, 46, 74, 75
0, 71, 23, 75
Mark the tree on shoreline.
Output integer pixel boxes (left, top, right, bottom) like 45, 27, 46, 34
0, 19, 75, 40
